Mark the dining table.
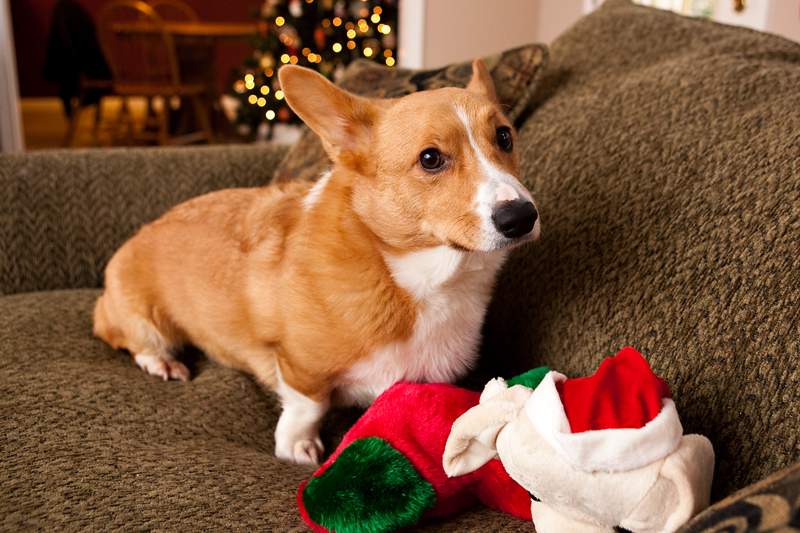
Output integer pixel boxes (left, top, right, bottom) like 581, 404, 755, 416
111, 21, 256, 83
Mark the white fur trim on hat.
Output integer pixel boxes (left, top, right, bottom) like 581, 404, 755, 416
525, 372, 683, 473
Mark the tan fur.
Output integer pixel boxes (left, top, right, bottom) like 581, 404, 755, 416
94, 59, 538, 464
94, 180, 417, 400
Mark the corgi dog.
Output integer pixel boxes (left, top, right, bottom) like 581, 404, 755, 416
93, 59, 540, 466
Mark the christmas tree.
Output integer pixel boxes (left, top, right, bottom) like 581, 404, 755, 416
230, 0, 398, 138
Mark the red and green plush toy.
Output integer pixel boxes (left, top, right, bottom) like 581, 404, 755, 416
297, 381, 533, 533
297, 348, 715, 533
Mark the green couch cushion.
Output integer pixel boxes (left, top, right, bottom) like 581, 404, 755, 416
0, 290, 530, 531
0, 145, 288, 297
271, 44, 548, 184
480, 0, 800, 501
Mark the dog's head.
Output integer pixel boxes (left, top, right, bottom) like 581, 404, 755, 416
279, 60, 539, 253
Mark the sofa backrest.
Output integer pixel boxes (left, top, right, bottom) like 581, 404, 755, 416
0, 145, 286, 297
480, 0, 800, 501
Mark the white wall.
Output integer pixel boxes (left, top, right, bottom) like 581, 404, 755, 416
398, 0, 800, 70
398, 0, 583, 69
423, 0, 540, 69
767, 1, 800, 43
537, 0, 584, 44
0, 0, 24, 152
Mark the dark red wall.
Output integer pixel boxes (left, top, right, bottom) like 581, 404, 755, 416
11, 0, 262, 97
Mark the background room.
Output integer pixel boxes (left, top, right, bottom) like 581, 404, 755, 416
1, 0, 798, 151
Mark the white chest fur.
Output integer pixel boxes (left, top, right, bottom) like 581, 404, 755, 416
340, 245, 508, 406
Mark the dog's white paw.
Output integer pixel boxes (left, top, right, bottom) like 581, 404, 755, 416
276, 436, 324, 466
134, 354, 190, 381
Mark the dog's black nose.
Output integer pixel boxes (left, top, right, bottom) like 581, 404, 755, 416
492, 200, 538, 239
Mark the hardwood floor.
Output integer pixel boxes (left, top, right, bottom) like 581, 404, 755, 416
20, 96, 300, 150
21, 97, 145, 150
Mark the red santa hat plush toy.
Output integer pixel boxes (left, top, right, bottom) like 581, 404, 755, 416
528, 346, 682, 473
445, 347, 715, 533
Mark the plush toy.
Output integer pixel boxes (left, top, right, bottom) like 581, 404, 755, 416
297, 382, 532, 533
444, 347, 716, 533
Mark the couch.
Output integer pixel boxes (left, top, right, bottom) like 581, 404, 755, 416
2, 1, 799, 531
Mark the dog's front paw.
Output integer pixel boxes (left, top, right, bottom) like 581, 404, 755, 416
134, 354, 190, 381
276, 435, 324, 466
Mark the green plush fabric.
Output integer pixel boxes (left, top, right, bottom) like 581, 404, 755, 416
506, 366, 550, 390
479, 0, 800, 503
303, 437, 436, 533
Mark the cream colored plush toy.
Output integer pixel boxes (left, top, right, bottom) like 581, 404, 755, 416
443, 348, 715, 533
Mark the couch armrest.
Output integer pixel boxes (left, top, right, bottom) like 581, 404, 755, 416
679, 459, 800, 532
0, 144, 289, 296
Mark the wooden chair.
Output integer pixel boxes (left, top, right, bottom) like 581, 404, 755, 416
147, 0, 199, 22
96, 0, 214, 145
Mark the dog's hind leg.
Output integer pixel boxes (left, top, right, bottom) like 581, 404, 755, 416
93, 292, 190, 381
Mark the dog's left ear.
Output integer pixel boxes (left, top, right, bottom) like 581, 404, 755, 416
466, 58, 497, 103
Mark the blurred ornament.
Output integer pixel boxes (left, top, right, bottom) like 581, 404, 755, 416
260, 53, 276, 69
315, 28, 326, 49
290, 0, 303, 17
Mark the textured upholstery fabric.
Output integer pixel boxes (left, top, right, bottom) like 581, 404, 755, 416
3, 1, 800, 531
681, 461, 800, 533
0, 292, 526, 531
0, 144, 288, 296
481, 0, 800, 503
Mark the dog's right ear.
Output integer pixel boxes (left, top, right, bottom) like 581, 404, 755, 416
279, 65, 387, 164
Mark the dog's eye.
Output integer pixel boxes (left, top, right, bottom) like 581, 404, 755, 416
497, 127, 513, 152
419, 148, 444, 171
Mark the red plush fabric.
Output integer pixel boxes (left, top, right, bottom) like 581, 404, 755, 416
557, 347, 671, 433
298, 382, 532, 531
